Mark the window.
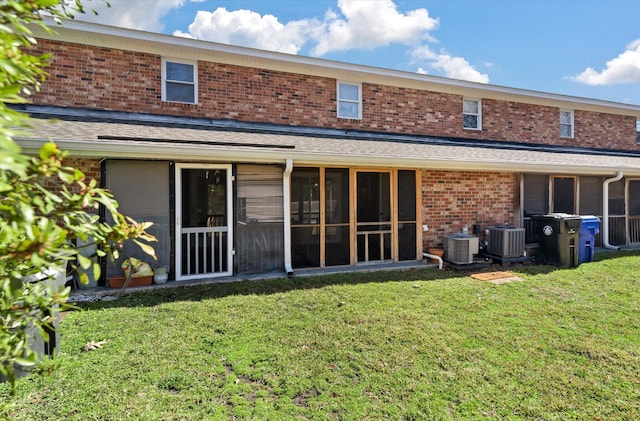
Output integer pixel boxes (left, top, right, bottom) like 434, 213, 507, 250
162, 58, 197, 104
337, 82, 361, 119
463, 99, 481, 130
560, 110, 573, 138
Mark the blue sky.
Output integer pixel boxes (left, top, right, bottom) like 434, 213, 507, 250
74, 0, 640, 107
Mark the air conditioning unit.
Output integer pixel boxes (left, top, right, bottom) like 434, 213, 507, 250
443, 234, 479, 264
487, 226, 525, 258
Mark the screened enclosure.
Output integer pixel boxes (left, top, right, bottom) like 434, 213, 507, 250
291, 167, 419, 269
520, 174, 640, 247
236, 164, 284, 274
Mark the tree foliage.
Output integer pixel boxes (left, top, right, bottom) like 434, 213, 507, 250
0, 0, 156, 391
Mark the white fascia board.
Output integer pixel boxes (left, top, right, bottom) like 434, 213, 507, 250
15, 137, 640, 177
36, 18, 640, 117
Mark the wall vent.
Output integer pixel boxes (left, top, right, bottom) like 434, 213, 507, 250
487, 226, 525, 258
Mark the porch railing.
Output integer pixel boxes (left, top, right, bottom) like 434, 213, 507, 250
356, 223, 392, 263
181, 227, 227, 276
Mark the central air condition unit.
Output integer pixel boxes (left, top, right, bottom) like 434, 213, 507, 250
443, 234, 479, 264
487, 226, 525, 258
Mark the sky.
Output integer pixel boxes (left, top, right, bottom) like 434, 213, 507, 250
71, 0, 640, 109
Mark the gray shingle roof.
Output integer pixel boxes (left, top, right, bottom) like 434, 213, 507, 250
15, 117, 640, 176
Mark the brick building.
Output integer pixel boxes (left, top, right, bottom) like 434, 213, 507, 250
16, 18, 640, 284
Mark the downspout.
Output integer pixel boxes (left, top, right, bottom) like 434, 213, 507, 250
603, 171, 623, 251
422, 252, 444, 270
283, 158, 294, 276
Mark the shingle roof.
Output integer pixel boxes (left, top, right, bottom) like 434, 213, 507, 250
15, 117, 640, 176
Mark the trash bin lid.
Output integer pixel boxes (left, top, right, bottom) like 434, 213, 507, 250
548, 212, 580, 219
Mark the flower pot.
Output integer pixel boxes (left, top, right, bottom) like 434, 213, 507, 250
108, 276, 153, 288
427, 248, 444, 264
153, 274, 168, 284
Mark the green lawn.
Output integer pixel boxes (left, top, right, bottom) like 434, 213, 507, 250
2, 252, 640, 420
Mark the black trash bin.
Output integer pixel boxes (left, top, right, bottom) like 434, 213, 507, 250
533, 213, 581, 268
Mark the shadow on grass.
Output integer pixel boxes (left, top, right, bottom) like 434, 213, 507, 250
77, 265, 545, 310
592, 248, 640, 262
76, 249, 640, 311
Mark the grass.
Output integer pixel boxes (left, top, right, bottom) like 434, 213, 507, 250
1, 251, 640, 420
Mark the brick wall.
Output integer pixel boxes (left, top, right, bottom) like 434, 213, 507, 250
421, 170, 517, 248
41, 157, 102, 197
30, 39, 639, 150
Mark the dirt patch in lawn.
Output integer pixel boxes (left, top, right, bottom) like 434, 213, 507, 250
470, 271, 524, 284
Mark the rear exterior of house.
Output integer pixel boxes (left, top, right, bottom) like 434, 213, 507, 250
17, 18, 640, 284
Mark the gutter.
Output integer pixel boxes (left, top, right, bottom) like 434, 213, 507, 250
283, 158, 294, 276
602, 171, 624, 250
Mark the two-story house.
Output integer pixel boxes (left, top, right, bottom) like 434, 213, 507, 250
16, 18, 640, 284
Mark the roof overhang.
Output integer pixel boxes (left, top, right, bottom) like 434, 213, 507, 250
14, 117, 640, 177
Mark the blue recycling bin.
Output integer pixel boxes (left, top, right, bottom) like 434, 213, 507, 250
578, 215, 600, 263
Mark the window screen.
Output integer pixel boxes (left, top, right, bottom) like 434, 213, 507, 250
105, 160, 171, 281
553, 177, 575, 214
579, 176, 603, 215
629, 180, 640, 216
236, 164, 284, 274
608, 179, 625, 216
523, 174, 548, 216
291, 168, 320, 268
325, 168, 350, 266
398, 170, 417, 261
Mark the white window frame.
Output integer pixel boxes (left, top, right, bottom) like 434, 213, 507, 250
337, 81, 362, 120
463, 98, 482, 130
560, 110, 574, 138
161, 57, 198, 104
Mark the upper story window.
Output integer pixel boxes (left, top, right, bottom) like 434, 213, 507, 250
337, 81, 361, 119
560, 110, 574, 138
162, 58, 197, 104
463, 99, 481, 130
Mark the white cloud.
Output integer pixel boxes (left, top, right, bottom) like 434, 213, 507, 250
571, 39, 640, 85
311, 0, 438, 55
412, 46, 489, 83
71, 0, 489, 84
173, 8, 314, 54
70, 0, 186, 32
174, 0, 438, 56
